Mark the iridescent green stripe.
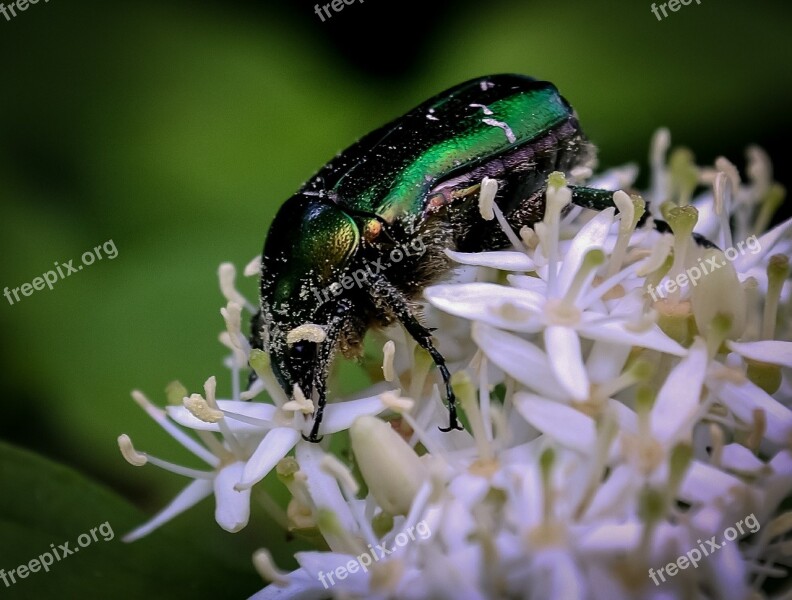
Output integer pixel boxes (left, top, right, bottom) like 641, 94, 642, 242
377, 88, 570, 219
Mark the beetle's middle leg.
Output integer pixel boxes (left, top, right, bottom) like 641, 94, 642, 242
568, 185, 651, 226
368, 275, 464, 433
568, 185, 717, 248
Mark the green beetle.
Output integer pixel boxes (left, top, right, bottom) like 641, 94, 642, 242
251, 74, 639, 442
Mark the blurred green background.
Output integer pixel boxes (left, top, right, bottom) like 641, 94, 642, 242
1, 0, 790, 597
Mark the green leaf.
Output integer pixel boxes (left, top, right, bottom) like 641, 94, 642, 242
0, 441, 261, 599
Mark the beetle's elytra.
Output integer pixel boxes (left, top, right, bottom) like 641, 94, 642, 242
251, 74, 629, 442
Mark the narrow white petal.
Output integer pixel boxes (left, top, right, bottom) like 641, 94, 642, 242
583, 465, 637, 520
321, 395, 387, 434
507, 274, 548, 291
472, 323, 564, 399
296, 442, 359, 537
679, 460, 745, 504
122, 479, 213, 542
578, 522, 641, 552
424, 283, 544, 331
444, 248, 535, 271
726, 340, 792, 368
248, 567, 333, 599
732, 214, 792, 271
578, 319, 687, 357
608, 400, 638, 434
585, 340, 631, 382
293, 552, 369, 595
704, 541, 750, 600
530, 549, 586, 600
721, 443, 768, 475
556, 209, 615, 296
544, 326, 589, 401
514, 393, 595, 452
238, 427, 301, 488
214, 461, 251, 532
167, 401, 278, 433
716, 376, 792, 445
651, 339, 708, 445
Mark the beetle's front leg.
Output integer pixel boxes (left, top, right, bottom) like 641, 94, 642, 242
369, 275, 464, 433
302, 298, 352, 443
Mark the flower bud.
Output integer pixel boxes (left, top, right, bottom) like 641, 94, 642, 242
350, 416, 427, 515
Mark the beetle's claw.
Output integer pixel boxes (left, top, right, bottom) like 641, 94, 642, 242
301, 432, 324, 444
438, 423, 465, 433
438, 415, 464, 433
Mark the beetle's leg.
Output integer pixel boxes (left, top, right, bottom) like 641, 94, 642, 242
568, 185, 718, 249
369, 276, 464, 433
568, 185, 651, 227
303, 298, 353, 443
303, 335, 335, 444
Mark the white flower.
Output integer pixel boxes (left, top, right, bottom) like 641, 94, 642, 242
119, 133, 792, 599
119, 265, 388, 540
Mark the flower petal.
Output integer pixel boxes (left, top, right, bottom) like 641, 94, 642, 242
721, 443, 768, 475
238, 427, 301, 489
123, 479, 213, 542
445, 248, 535, 271
556, 208, 615, 296
679, 460, 746, 504
472, 323, 564, 399
650, 338, 708, 445
514, 393, 595, 452
716, 375, 792, 445
544, 326, 589, 401
214, 461, 251, 532
321, 394, 387, 434
296, 442, 359, 540
249, 566, 334, 600
167, 400, 278, 433
424, 283, 544, 332
577, 318, 687, 357
293, 551, 370, 595
732, 214, 792, 271
726, 340, 792, 368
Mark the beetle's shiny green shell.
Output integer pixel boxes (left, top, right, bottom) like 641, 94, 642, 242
303, 74, 576, 221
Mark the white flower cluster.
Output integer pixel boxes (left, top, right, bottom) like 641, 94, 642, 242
120, 131, 792, 600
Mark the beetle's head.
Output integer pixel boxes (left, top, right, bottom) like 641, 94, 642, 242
258, 194, 360, 398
